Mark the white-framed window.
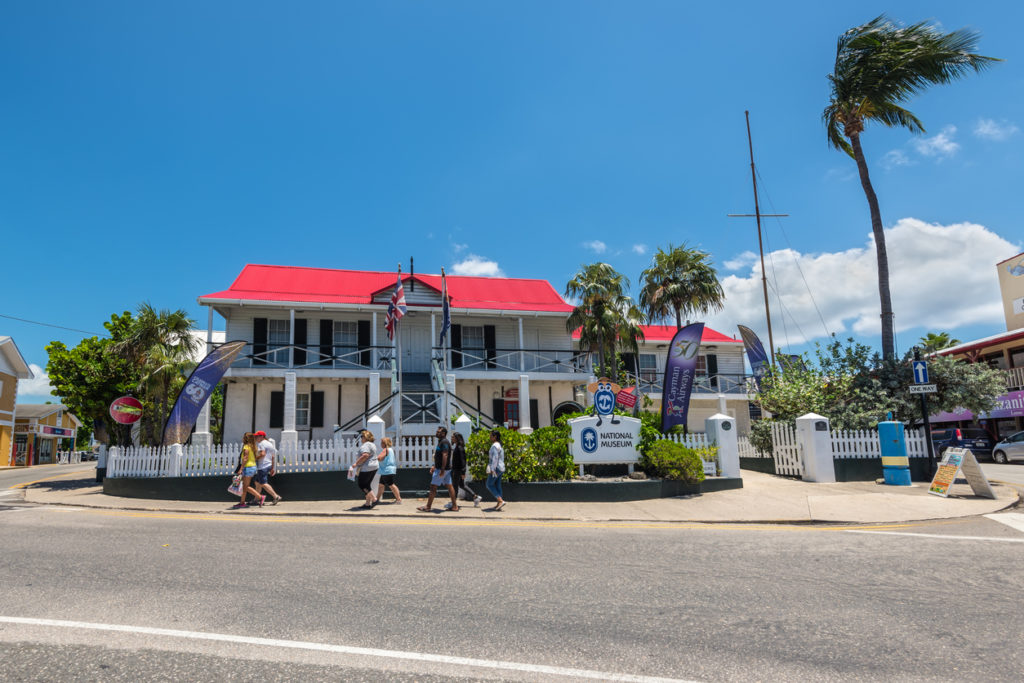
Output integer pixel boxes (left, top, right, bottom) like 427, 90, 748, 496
696, 355, 707, 374
268, 320, 290, 365
461, 326, 485, 366
334, 321, 359, 365
295, 393, 310, 429
638, 354, 658, 381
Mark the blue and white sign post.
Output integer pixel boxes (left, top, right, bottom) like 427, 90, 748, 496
912, 360, 929, 384
912, 350, 938, 475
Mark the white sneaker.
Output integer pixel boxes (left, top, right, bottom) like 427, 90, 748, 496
444, 502, 453, 510
474, 495, 482, 507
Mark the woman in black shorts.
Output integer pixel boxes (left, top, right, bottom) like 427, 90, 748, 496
352, 430, 379, 508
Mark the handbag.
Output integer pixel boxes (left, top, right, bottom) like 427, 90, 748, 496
228, 474, 243, 497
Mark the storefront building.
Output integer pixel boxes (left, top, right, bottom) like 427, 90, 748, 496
1, 336, 34, 466
12, 405, 81, 466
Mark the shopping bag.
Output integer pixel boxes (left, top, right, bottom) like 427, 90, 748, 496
346, 465, 357, 481
228, 474, 243, 497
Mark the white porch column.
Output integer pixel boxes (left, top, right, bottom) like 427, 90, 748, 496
369, 372, 380, 410
281, 371, 299, 451
192, 399, 212, 448
289, 309, 296, 368
371, 312, 378, 369
796, 412, 835, 483
718, 393, 727, 414
206, 308, 214, 353
518, 317, 525, 371
518, 374, 532, 434
430, 314, 436, 363
445, 372, 456, 424
585, 375, 597, 407
705, 413, 739, 479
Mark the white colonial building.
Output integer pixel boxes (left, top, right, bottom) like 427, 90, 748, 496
197, 264, 755, 444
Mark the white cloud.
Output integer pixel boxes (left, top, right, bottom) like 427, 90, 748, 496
632, 244, 647, 255
16, 364, 55, 401
705, 218, 1019, 348
974, 118, 1019, 141
583, 240, 607, 254
724, 251, 758, 271
882, 149, 914, 170
452, 242, 468, 253
450, 254, 505, 277
912, 125, 959, 158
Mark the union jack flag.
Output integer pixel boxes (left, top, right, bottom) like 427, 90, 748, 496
384, 273, 407, 340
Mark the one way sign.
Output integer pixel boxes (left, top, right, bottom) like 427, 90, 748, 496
912, 360, 929, 384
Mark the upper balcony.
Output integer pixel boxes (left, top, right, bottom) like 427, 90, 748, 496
627, 370, 754, 396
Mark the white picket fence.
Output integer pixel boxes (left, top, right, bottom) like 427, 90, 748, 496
770, 422, 802, 476
108, 436, 441, 479
740, 424, 932, 479
830, 428, 928, 459
56, 451, 82, 464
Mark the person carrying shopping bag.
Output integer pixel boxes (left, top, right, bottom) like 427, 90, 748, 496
351, 430, 380, 508
486, 429, 506, 511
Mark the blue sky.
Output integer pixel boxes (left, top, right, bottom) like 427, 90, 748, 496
3, 1, 1022, 401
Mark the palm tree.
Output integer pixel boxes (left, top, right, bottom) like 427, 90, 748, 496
919, 332, 960, 354
565, 263, 643, 382
114, 303, 200, 444
638, 244, 725, 329
824, 15, 998, 360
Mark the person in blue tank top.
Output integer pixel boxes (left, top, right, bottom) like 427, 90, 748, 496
375, 436, 402, 504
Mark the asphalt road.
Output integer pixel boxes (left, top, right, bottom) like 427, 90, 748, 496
981, 461, 1024, 486
1, 481, 1023, 681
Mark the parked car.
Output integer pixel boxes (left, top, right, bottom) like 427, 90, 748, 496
992, 431, 1024, 464
930, 428, 995, 460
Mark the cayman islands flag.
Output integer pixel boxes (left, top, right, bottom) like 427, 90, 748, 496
385, 273, 407, 340
439, 269, 451, 344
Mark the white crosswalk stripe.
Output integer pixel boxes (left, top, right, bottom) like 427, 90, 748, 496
983, 512, 1024, 534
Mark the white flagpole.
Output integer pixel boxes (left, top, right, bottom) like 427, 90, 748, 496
441, 268, 449, 428
395, 265, 404, 451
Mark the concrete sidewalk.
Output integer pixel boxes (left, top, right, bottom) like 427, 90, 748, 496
17, 469, 1021, 524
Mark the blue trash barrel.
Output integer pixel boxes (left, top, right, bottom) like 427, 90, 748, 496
879, 420, 911, 486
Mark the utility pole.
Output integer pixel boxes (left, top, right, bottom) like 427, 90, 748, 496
728, 111, 786, 367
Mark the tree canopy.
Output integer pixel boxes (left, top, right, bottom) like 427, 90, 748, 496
638, 244, 724, 329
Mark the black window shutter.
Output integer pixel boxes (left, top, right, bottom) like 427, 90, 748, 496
451, 324, 462, 369
529, 399, 539, 430
492, 399, 504, 427
357, 320, 371, 366
484, 325, 496, 368
293, 319, 307, 366
253, 318, 268, 366
320, 320, 333, 366
707, 353, 719, 389
311, 391, 324, 428
269, 391, 284, 428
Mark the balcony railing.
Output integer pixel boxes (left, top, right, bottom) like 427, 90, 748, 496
1004, 366, 1024, 391
432, 347, 590, 374
230, 343, 395, 370
624, 371, 754, 396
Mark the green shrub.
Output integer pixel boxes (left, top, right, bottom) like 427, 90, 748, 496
466, 427, 537, 483
639, 439, 706, 483
749, 419, 776, 456
529, 424, 576, 480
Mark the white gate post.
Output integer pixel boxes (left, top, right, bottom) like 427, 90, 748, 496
96, 444, 108, 482
281, 372, 299, 455
705, 413, 740, 478
796, 413, 835, 482
366, 414, 386, 443
168, 443, 183, 477
454, 413, 472, 445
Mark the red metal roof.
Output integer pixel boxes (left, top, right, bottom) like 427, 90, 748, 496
200, 264, 574, 313
571, 324, 740, 344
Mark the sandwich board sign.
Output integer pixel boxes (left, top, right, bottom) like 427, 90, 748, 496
928, 447, 996, 499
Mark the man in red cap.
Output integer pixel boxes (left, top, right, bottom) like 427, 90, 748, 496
253, 430, 282, 504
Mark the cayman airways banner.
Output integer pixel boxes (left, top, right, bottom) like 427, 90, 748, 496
162, 340, 247, 446
737, 324, 770, 390
660, 322, 703, 433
